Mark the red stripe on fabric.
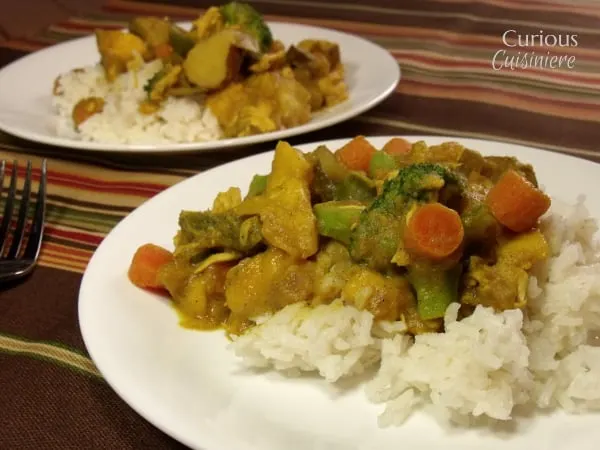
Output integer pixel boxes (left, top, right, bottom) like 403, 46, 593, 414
4, 162, 171, 197
6, 163, 171, 193
44, 226, 104, 246
43, 243, 92, 260
391, 51, 600, 86
399, 78, 600, 114
47, 172, 170, 197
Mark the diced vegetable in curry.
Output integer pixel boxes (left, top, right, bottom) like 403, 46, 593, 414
70, 2, 349, 135
72, 97, 105, 128
128, 137, 551, 337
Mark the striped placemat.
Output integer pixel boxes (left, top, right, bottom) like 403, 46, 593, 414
1, 1, 599, 448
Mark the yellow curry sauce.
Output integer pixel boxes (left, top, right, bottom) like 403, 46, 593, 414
128, 137, 551, 337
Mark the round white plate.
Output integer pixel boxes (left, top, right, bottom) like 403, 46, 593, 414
0, 22, 399, 153
79, 136, 600, 450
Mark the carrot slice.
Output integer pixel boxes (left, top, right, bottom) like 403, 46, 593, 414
404, 203, 464, 260
382, 137, 411, 156
128, 243, 174, 289
335, 136, 377, 172
486, 170, 551, 233
154, 43, 173, 59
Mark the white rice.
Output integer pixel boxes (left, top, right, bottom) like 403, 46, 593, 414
367, 305, 533, 427
230, 196, 600, 427
51, 61, 223, 144
231, 300, 381, 383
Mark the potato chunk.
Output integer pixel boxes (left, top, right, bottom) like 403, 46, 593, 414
225, 247, 314, 317
342, 268, 413, 321
95, 30, 148, 81
183, 29, 243, 90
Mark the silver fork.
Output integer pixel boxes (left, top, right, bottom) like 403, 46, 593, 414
0, 159, 47, 282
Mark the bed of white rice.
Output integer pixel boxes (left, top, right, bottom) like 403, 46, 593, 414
230, 196, 600, 428
51, 60, 223, 144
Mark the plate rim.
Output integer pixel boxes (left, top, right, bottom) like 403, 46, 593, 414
0, 21, 400, 154
78, 134, 600, 450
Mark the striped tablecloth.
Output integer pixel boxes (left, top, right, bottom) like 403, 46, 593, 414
1, 0, 599, 448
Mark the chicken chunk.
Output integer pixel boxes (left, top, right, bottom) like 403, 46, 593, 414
146, 65, 182, 102
190, 6, 224, 40
287, 40, 348, 110
460, 230, 549, 310
235, 141, 318, 259
205, 67, 311, 137
249, 48, 287, 73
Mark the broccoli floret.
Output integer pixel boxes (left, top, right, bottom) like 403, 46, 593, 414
350, 163, 465, 320
349, 163, 462, 271
220, 2, 273, 52
371, 163, 460, 212
174, 211, 263, 262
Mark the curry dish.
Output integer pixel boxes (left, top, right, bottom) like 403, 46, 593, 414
128, 137, 551, 336
62, 2, 349, 137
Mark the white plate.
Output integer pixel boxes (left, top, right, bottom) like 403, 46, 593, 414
79, 136, 600, 450
0, 22, 399, 153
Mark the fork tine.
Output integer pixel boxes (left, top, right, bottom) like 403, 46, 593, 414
7, 161, 32, 259
0, 160, 17, 255
22, 160, 47, 262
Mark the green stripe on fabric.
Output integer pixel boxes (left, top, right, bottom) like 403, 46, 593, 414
45, 205, 125, 233
0, 333, 103, 380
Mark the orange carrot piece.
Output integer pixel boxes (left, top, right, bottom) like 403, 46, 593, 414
335, 136, 377, 172
486, 170, 551, 233
128, 243, 174, 289
154, 43, 173, 59
382, 137, 411, 156
404, 203, 464, 260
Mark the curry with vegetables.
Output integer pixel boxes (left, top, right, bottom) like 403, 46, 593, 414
128, 137, 551, 336
67, 2, 349, 135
